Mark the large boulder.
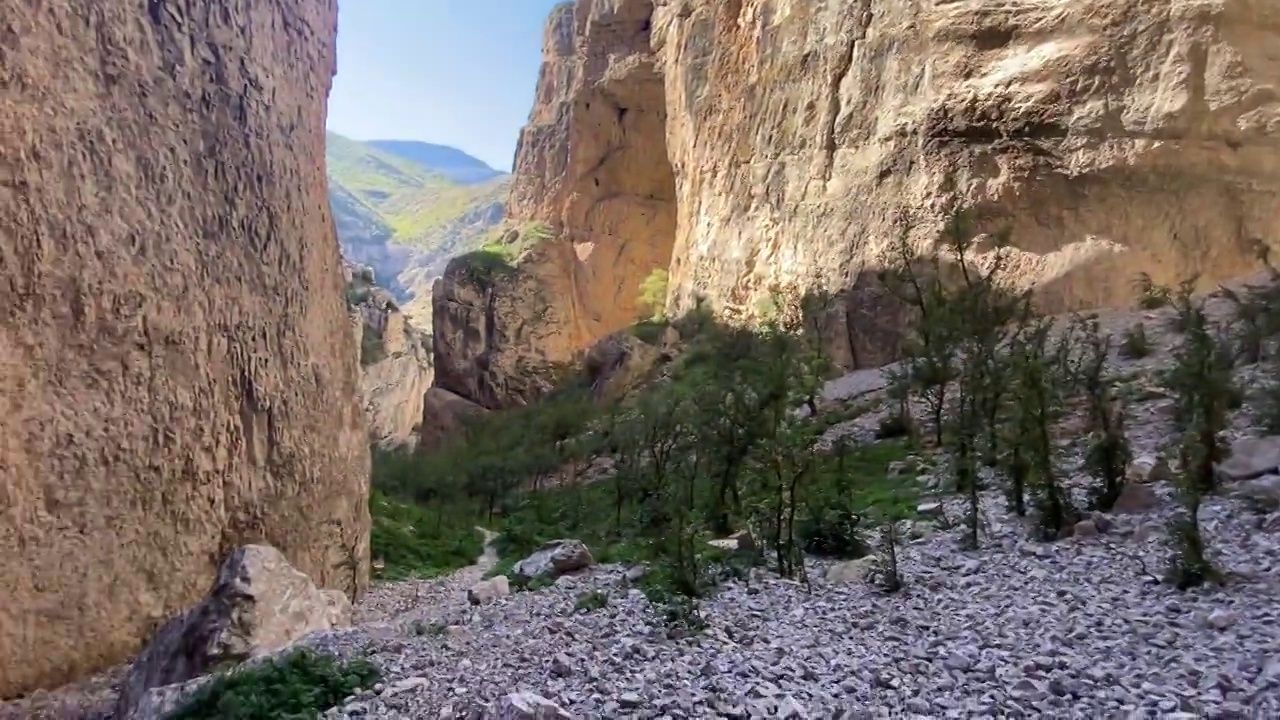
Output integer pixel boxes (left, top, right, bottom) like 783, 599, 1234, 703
0, 0, 368, 698
513, 540, 596, 582
114, 545, 353, 718
1218, 436, 1280, 482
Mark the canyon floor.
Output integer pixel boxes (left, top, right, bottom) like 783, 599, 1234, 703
8, 293, 1280, 719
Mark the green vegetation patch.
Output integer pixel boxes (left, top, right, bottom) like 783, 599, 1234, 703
171, 650, 380, 720
369, 288, 919, 601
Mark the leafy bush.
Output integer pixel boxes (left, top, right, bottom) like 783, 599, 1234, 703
455, 248, 517, 286
638, 268, 670, 322
171, 650, 380, 720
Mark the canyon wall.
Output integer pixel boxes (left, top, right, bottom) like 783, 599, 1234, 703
432, 0, 677, 408
654, 0, 1280, 367
433, 0, 1280, 407
0, 0, 370, 698
345, 263, 434, 449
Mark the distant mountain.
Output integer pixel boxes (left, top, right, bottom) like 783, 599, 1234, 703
325, 132, 510, 320
365, 140, 505, 185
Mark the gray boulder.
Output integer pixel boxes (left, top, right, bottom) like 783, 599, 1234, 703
115, 544, 352, 718
512, 539, 595, 581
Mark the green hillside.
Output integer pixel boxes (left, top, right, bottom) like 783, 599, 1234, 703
325, 131, 510, 258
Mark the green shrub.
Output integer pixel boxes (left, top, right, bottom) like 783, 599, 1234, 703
455, 248, 517, 286
638, 268, 670, 322
171, 650, 380, 720
1133, 272, 1171, 309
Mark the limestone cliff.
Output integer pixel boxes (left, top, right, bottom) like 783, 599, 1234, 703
655, 0, 1280, 368
0, 0, 369, 699
433, 0, 1280, 406
345, 263, 434, 449
431, 0, 677, 408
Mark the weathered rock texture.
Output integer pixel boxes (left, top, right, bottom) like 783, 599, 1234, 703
435, 0, 1280, 403
432, 0, 677, 408
655, 0, 1280, 368
0, 0, 370, 699
346, 263, 434, 448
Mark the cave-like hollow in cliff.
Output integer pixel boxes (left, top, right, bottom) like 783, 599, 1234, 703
563, 7, 678, 338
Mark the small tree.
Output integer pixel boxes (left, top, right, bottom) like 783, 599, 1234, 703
1008, 319, 1077, 539
877, 227, 960, 448
1162, 278, 1236, 494
638, 268, 670, 322
1165, 435, 1222, 589
1218, 284, 1267, 365
1077, 318, 1132, 511
743, 315, 825, 580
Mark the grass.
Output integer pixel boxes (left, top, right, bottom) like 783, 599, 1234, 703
170, 650, 380, 720
369, 491, 484, 581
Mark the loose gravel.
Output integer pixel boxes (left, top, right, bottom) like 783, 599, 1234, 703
304, 482, 1280, 719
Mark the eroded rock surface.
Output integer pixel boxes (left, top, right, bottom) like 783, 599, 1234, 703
346, 263, 434, 449
0, 0, 369, 698
431, 0, 677, 408
434, 0, 1280, 404
655, 0, 1280, 368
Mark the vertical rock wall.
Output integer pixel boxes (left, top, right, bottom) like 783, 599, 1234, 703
652, 0, 1280, 367
0, 0, 370, 697
431, 0, 678, 409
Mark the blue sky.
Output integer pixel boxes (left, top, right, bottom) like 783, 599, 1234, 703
327, 0, 565, 171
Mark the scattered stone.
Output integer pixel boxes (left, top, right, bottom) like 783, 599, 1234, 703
917, 501, 944, 519
382, 676, 428, 697
497, 692, 572, 719
1233, 475, 1280, 512
1112, 481, 1160, 514
888, 459, 917, 477
708, 529, 757, 553
1205, 609, 1239, 631
1073, 519, 1099, 538
549, 653, 574, 677
1089, 511, 1113, 534
467, 575, 511, 605
824, 557, 877, 584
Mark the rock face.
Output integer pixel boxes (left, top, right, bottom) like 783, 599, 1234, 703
433, 0, 1280, 405
653, 0, 1280, 368
0, 0, 369, 699
431, 0, 677, 408
346, 263, 434, 448
115, 545, 354, 718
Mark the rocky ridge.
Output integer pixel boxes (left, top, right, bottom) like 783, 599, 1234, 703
0, 0, 369, 698
345, 263, 435, 449
431, 0, 1280, 411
